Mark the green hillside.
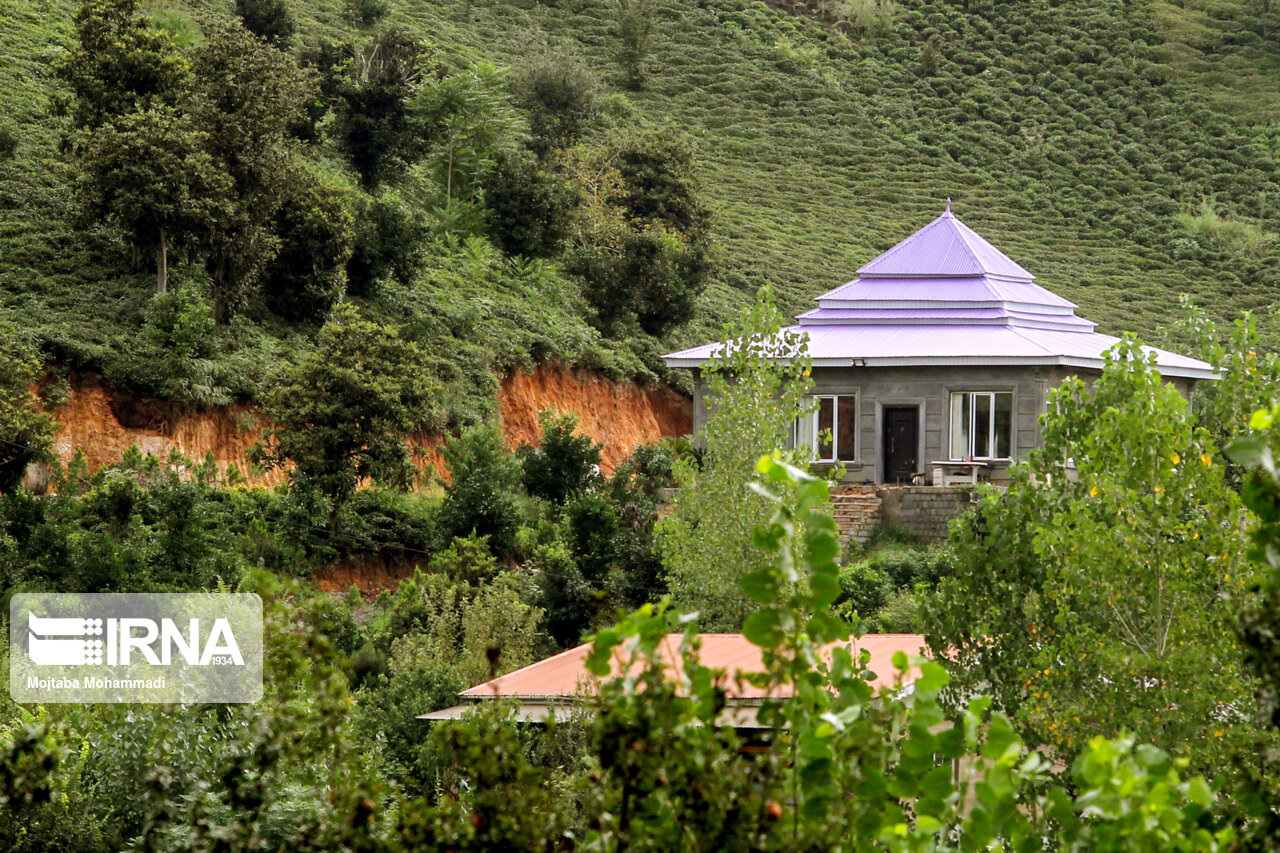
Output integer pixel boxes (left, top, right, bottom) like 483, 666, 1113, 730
1, 0, 1278, 422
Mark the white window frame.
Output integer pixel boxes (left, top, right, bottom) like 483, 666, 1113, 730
950, 391, 1014, 461
809, 394, 858, 463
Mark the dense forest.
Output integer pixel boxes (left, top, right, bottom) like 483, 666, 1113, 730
3, 0, 1280, 848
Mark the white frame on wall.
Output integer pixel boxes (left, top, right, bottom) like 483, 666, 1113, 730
807, 394, 859, 463
949, 390, 1014, 461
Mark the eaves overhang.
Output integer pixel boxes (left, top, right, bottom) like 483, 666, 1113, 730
662, 353, 1220, 382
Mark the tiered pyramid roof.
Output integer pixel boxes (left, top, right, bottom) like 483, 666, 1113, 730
664, 204, 1215, 379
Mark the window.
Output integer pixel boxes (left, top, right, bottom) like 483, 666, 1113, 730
949, 391, 1013, 460
810, 395, 858, 462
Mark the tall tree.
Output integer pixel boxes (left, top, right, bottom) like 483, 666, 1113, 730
251, 305, 434, 533
568, 130, 712, 336
419, 62, 522, 213
263, 170, 354, 322
1227, 404, 1280, 845
925, 339, 1260, 777
331, 30, 438, 188
53, 0, 189, 132
659, 288, 815, 630
76, 109, 233, 293
187, 19, 311, 323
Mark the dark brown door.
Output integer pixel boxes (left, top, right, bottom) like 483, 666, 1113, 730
882, 407, 919, 484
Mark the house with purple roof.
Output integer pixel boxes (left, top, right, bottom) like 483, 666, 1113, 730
663, 204, 1216, 486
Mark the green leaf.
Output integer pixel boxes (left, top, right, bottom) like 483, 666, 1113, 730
915, 660, 950, 692
585, 628, 619, 677
809, 571, 841, 610
1226, 434, 1274, 475
743, 610, 783, 649
1186, 776, 1213, 808
739, 569, 779, 604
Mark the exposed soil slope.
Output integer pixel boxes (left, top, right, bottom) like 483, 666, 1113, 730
34, 366, 690, 489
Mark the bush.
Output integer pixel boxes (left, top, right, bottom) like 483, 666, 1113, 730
100, 288, 234, 408
438, 423, 523, 559
514, 57, 599, 154
532, 541, 593, 647
0, 327, 55, 491
518, 410, 602, 504
331, 487, 437, 564
1176, 200, 1272, 259
344, 0, 389, 26
483, 150, 577, 258
565, 491, 619, 585
0, 123, 17, 159
862, 543, 931, 588
429, 532, 501, 586
837, 561, 893, 617
234, 0, 295, 44
867, 588, 923, 633
346, 190, 428, 296
263, 176, 354, 322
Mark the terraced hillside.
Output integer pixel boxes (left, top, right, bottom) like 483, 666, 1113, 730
392, 0, 1280, 342
0, 0, 1277, 420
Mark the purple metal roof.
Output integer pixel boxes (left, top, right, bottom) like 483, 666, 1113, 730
857, 203, 1034, 281
815, 276, 1077, 311
663, 203, 1216, 380
664, 325, 1212, 375
797, 307, 1095, 331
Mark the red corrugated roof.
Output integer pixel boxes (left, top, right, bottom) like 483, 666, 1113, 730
459, 633, 927, 701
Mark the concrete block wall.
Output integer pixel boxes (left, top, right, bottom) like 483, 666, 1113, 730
831, 485, 975, 545
881, 486, 975, 541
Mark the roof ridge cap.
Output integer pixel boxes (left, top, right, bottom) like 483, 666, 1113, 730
944, 214, 987, 275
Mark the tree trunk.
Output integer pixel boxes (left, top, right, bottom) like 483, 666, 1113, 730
155, 226, 168, 294
212, 251, 228, 326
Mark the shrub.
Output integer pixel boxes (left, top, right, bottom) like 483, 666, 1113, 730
612, 0, 656, 89
514, 57, 599, 154
837, 561, 893, 617
263, 175, 354, 322
565, 491, 619, 585
332, 487, 437, 563
438, 422, 523, 559
101, 288, 233, 408
0, 327, 56, 491
862, 542, 932, 588
234, 0, 295, 44
483, 150, 578, 258
532, 541, 593, 647
345, 190, 428, 296
345, 0, 389, 26
429, 532, 501, 586
517, 410, 602, 504
1176, 200, 1272, 259
867, 588, 922, 633
0, 123, 17, 159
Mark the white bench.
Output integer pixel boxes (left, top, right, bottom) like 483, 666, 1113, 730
930, 460, 990, 486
